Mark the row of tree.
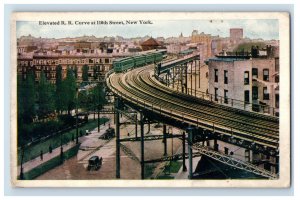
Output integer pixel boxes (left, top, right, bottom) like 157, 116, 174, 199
17, 65, 105, 125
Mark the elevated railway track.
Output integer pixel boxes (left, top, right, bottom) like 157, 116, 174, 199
107, 64, 279, 152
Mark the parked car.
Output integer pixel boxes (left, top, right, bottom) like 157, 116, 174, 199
87, 156, 102, 171
100, 128, 115, 140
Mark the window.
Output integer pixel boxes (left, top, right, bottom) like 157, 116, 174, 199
214, 88, 218, 101
263, 69, 269, 81
105, 58, 109, 64
244, 71, 249, 85
206, 72, 208, 78
263, 87, 269, 100
244, 90, 250, 103
275, 94, 279, 108
214, 69, 218, 82
224, 70, 228, 84
224, 89, 228, 104
275, 75, 279, 83
252, 68, 258, 79
252, 86, 258, 100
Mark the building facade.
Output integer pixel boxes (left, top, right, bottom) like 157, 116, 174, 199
17, 54, 115, 84
207, 56, 279, 116
230, 28, 243, 43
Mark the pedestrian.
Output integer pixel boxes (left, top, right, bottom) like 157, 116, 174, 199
40, 150, 43, 161
49, 145, 52, 153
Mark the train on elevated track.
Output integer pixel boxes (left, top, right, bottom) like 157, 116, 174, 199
113, 49, 167, 73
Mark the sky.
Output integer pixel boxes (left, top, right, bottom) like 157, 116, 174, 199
16, 19, 279, 40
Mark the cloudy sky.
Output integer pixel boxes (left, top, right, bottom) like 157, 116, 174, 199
17, 19, 279, 40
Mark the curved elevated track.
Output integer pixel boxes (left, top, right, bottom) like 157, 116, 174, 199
107, 64, 279, 151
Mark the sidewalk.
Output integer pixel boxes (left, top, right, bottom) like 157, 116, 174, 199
175, 156, 202, 179
17, 141, 77, 175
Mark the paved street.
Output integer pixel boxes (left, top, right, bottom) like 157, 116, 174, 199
36, 113, 183, 180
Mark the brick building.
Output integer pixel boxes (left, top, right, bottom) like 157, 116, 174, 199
17, 54, 114, 84
207, 50, 279, 116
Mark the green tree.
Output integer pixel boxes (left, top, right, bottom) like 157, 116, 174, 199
18, 70, 36, 123
93, 67, 97, 80
55, 65, 64, 114
82, 65, 89, 83
62, 68, 77, 115
37, 71, 55, 118
92, 83, 106, 110
74, 66, 78, 79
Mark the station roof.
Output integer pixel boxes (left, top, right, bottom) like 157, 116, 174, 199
141, 37, 160, 47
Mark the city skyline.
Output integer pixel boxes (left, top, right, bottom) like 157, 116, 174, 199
17, 19, 279, 40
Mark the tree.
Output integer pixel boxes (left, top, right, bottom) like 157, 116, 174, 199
37, 71, 55, 118
82, 65, 89, 83
55, 65, 64, 114
62, 67, 77, 115
93, 67, 97, 80
18, 70, 36, 123
92, 83, 106, 110
73, 66, 78, 79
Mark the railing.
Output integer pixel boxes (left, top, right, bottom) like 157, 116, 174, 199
161, 81, 278, 117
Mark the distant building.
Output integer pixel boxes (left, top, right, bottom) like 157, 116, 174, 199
17, 54, 115, 84
140, 37, 159, 51
191, 31, 212, 61
230, 28, 243, 43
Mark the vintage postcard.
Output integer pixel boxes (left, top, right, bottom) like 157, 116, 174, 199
10, 12, 290, 187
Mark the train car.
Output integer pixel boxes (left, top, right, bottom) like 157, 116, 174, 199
154, 52, 163, 63
145, 53, 156, 64
113, 49, 167, 73
120, 57, 135, 72
113, 57, 133, 73
113, 58, 123, 73
133, 54, 146, 67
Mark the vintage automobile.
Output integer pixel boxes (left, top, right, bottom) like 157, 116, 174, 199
87, 156, 102, 171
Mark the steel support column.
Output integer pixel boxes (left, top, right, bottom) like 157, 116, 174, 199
97, 109, 100, 132
115, 98, 121, 179
185, 64, 188, 94
214, 138, 219, 151
187, 127, 193, 179
194, 61, 197, 96
182, 132, 187, 172
135, 114, 138, 139
172, 67, 175, 89
275, 155, 279, 174
198, 61, 201, 89
163, 124, 167, 156
140, 112, 145, 179
190, 62, 193, 95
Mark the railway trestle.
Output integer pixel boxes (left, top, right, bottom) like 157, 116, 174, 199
113, 96, 279, 180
